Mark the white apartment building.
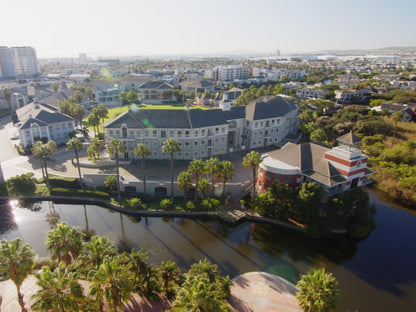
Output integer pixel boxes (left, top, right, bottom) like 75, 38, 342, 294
11, 47, 41, 77
205, 66, 250, 81
104, 96, 299, 160
0, 46, 16, 78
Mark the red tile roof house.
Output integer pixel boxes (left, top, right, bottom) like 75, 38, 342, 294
256, 131, 373, 201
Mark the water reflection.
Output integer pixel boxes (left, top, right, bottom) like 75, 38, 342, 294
0, 199, 16, 234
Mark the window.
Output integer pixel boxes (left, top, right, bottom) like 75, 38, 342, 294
122, 127, 127, 138
169, 130, 174, 137
272, 119, 275, 124
185, 142, 190, 148
215, 127, 219, 133
194, 130, 198, 136
260, 121, 264, 127
194, 141, 198, 146
255, 122, 258, 128
202, 129, 206, 135
145, 130, 149, 137
161, 130, 166, 138
153, 141, 158, 148
201, 140, 205, 145
177, 130, 182, 137
185, 130, 190, 137
153, 130, 157, 137
136, 130, 141, 137
221, 127, 225, 133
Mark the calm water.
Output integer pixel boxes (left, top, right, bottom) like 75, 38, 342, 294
0, 191, 415, 312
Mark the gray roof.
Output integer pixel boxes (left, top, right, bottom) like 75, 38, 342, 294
223, 106, 246, 120
104, 108, 229, 129
266, 142, 346, 186
17, 101, 73, 130
337, 131, 361, 145
138, 81, 173, 90
245, 96, 297, 120
179, 80, 215, 88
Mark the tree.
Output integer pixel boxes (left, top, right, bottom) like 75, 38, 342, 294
2, 87, 12, 109
162, 138, 181, 200
296, 268, 339, 312
31, 263, 84, 312
205, 157, 220, 197
31, 140, 57, 187
106, 138, 126, 201
87, 137, 102, 162
44, 222, 82, 265
73, 90, 84, 104
70, 104, 85, 129
58, 99, 73, 115
104, 175, 117, 194
89, 256, 132, 312
85, 87, 94, 101
188, 159, 205, 201
0, 239, 34, 312
87, 111, 100, 136
243, 151, 263, 202
5, 173, 36, 196
51, 82, 59, 92
157, 261, 182, 298
295, 182, 321, 223
134, 143, 152, 196
310, 129, 327, 142
198, 179, 210, 200
67, 137, 84, 189
391, 111, 403, 148
218, 160, 234, 199
78, 236, 118, 272
95, 103, 109, 125
177, 171, 193, 201
127, 89, 138, 103
122, 248, 153, 294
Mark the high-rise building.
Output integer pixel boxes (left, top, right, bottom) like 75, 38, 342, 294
11, 46, 41, 77
0, 46, 16, 78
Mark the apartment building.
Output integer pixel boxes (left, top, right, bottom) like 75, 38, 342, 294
104, 96, 299, 160
11, 47, 41, 77
205, 66, 250, 81
0, 46, 16, 78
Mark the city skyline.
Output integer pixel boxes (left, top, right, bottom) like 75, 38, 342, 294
1, 0, 416, 58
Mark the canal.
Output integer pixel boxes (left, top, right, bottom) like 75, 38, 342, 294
0, 190, 415, 311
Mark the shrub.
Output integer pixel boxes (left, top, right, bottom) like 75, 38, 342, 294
0, 183, 7, 196
185, 201, 196, 211
104, 176, 117, 193
35, 183, 50, 195
123, 198, 146, 210
40, 175, 80, 189
199, 198, 220, 211
160, 199, 173, 210
6, 173, 37, 195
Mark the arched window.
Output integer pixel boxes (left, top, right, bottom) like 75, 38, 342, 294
31, 123, 41, 141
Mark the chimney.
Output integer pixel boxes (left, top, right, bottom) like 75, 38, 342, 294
34, 98, 40, 109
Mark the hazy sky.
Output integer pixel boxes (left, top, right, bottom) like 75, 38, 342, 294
2, 0, 415, 58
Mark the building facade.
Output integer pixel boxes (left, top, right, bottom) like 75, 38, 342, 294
0, 46, 16, 78
256, 132, 373, 199
137, 81, 174, 104
104, 96, 299, 160
11, 47, 41, 77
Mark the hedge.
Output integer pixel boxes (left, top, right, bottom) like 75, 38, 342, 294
40, 175, 82, 189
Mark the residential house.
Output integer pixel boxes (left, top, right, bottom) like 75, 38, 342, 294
296, 88, 329, 99
179, 80, 215, 94
137, 81, 174, 104
16, 100, 75, 148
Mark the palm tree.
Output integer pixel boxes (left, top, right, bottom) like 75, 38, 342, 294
162, 138, 181, 200
391, 111, 403, 148
2, 87, 12, 110
243, 151, 263, 202
31, 141, 46, 181
95, 103, 109, 125
87, 137, 102, 163
188, 159, 205, 201
70, 104, 86, 129
67, 137, 84, 189
134, 143, 152, 196
122, 248, 152, 294
198, 178, 210, 200
205, 157, 220, 197
31, 263, 84, 312
0, 239, 34, 312
51, 82, 60, 92
87, 111, 100, 137
172, 274, 221, 312
44, 222, 82, 265
78, 236, 118, 272
106, 138, 126, 201
31, 140, 57, 187
218, 160, 234, 200
89, 256, 132, 312
177, 171, 193, 201
187, 258, 220, 284
157, 261, 182, 298
296, 267, 339, 312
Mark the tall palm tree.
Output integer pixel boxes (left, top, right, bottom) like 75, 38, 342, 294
177, 171, 193, 201
95, 103, 109, 125
78, 236, 118, 272
0, 239, 34, 312
106, 138, 126, 201
31, 140, 57, 187
296, 267, 339, 312
122, 248, 151, 294
89, 256, 133, 312
31, 141, 46, 181
2, 87, 12, 110
67, 137, 84, 189
198, 178, 210, 200
218, 160, 234, 200
87, 111, 100, 137
243, 151, 263, 202
162, 138, 181, 201
205, 157, 220, 197
157, 261, 182, 298
188, 159, 205, 201
44, 222, 82, 266
70, 104, 86, 129
31, 263, 84, 312
391, 111, 403, 148
134, 143, 152, 196
87, 137, 102, 163
172, 274, 221, 312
